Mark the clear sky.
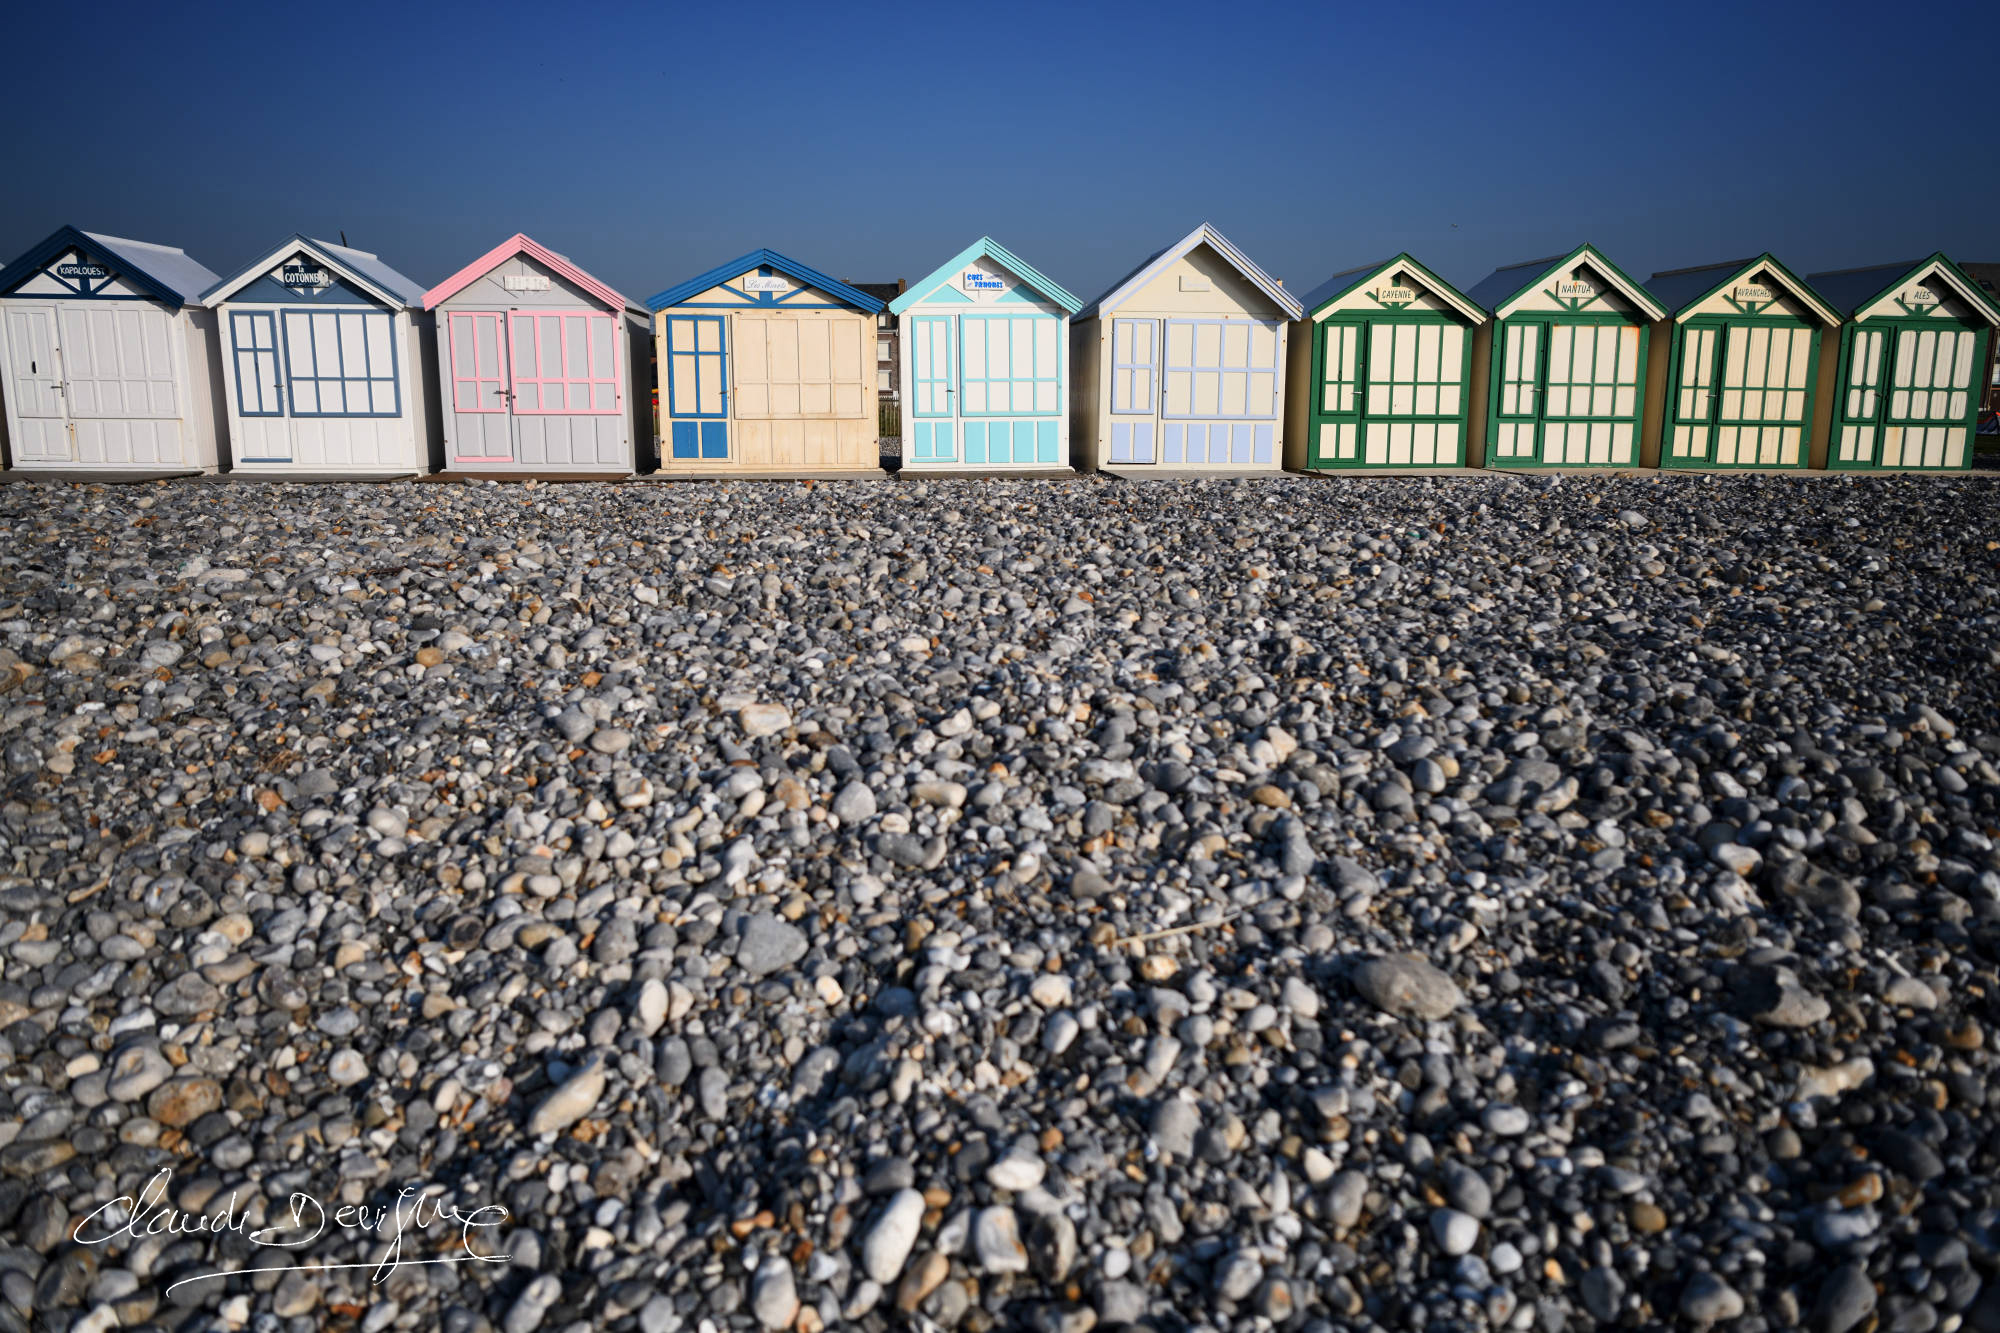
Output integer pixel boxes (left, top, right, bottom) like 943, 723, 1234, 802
1, 0, 1991, 303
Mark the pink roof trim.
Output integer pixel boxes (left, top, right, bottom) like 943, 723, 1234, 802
423, 233, 629, 313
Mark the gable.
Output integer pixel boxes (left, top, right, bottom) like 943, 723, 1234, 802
222, 250, 388, 306
1502, 258, 1643, 319
1126, 244, 1289, 318
912, 254, 1060, 313
444, 253, 606, 310
5, 242, 165, 302
1855, 262, 1988, 323
1314, 261, 1478, 322
666, 268, 857, 309
1679, 266, 1820, 321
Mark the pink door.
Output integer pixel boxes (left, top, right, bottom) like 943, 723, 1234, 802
507, 310, 622, 468
448, 311, 512, 462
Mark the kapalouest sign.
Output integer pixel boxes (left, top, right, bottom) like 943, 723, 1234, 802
55, 262, 110, 280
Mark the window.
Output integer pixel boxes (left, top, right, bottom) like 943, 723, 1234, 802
510, 311, 619, 414
878, 370, 891, 392
1364, 322, 1464, 418
1718, 326, 1811, 425
878, 313, 890, 328
1161, 319, 1278, 420
1544, 324, 1638, 420
1111, 318, 1156, 414
1889, 327, 1976, 424
281, 309, 397, 416
878, 339, 892, 362
961, 315, 1059, 414
1320, 323, 1360, 415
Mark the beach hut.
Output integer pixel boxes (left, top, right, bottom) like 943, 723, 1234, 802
201, 235, 430, 475
1640, 256, 1839, 470
0, 225, 223, 472
1072, 223, 1302, 472
887, 237, 1081, 471
647, 250, 885, 474
1285, 255, 1487, 471
1466, 244, 1665, 468
424, 234, 645, 476
1808, 255, 2000, 471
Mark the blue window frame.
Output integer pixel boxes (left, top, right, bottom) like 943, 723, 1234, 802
279, 308, 400, 417
665, 315, 727, 418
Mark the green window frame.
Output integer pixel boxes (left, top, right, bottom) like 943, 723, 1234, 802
1544, 322, 1639, 422
1888, 326, 1977, 426
1364, 321, 1465, 420
1496, 323, 1540, 420
1719, 324, 1812, 427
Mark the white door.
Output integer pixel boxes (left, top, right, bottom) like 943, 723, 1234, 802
3, 305, 70, 461
57, 305, 182, 466
1108, 317, 1157, 463
228, 309, 291, 463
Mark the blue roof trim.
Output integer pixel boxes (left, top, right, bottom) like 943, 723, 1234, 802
889, 237, 1082, 316
201, 234, 426, 309
645, 249, 886, 313
0, 225, 217, 307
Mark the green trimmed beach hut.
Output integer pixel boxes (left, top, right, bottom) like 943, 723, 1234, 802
1641, 256, 1839, 469
1284, 255, 1486, 471
1808, 255, 2000, 471
1466, 244, 1665, 468
888, 236, 1082, 472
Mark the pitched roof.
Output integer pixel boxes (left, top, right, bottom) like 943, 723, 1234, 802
1644, 254, 1839, 326
0, 225, 219, 307
201, 234, 426, 308
1298, 253, 1486, 324
1806, 254, 2000, 325
889, 236, 1082, 316
1075, 222, 1302, 321
1465, 243, 1665, 321
423, 233, 627, 312
645, 249, 886, 313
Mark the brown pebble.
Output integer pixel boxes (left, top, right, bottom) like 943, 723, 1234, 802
1837, 1173, 1883, 1207
1628, 1202, 1667, 1234
896, 1250, 949, 1312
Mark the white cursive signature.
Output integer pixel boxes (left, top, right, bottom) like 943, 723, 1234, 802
71, 1168, 512, 1294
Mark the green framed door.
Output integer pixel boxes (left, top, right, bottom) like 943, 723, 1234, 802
1830, 324, 1890, 467
1487, 320, 1544, 464
1538, 319, 1643, 466
1879, 323, 1984, 469
1664, 324, 1722, 466
1308, 320, 1364, 466
1712, 322, 1815, 467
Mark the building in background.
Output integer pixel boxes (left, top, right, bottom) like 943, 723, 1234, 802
1810, 255, 2000, 470
1962, 263, 2000, 423
0, 224, 224, 473
849, 281, 905, 432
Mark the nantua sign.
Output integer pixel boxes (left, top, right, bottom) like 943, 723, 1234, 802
1556, 277, 1598, 301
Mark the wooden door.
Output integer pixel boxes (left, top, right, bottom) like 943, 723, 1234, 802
57, 304, 182, 466
448, 311, 512, 462
4, 305, 70, 462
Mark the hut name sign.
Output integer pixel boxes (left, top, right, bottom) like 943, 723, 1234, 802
503, 275, 552, 292
1732, 284, 1774, 302
280, 264, 334, 291
963, 271, 1006, 293
1373, 286, 1418, 305
1556, 278, 1598, 300
743, 274, 791, 292
55, 262, 109, 279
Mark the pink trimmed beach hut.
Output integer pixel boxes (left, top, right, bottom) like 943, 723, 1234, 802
424, 234, 651, 475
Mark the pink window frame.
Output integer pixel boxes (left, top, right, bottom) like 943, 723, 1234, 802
506, 310, 620, 416
449, 311, 509, 415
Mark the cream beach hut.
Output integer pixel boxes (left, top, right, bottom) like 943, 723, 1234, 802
1071, 223, 1302, 473
647, 249, 885, 475
1285, 254, 1487, 471
1466, 244, 1665, 469
0, 225, 223, 472
1640, 256, 1839, 470
1808, 255, 2000, 471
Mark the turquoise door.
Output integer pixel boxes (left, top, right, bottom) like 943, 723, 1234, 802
910, 315, 954, 462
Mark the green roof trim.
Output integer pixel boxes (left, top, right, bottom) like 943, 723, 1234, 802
1474, 242, 1666, 322
1646, 253, 1841, 327
889, 236, 1081, 316
1301, 253, 1487, 324
1812, 253, 2000, 327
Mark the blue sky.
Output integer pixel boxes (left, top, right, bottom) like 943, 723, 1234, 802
1, 0, 1991, 303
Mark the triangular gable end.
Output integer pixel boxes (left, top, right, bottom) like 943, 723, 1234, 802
0, 226, 198, 307
1306, 254, 1487, 324
424, 233, 628, 313
202, 235, 416, 310
216, 248, 389, 307
1656, 255, 1840, 326
1490, 245, 1665, 322
646, 249, 886, 314
890, 237, 1083, 316
1077, 223, 1303, 322
1851, 256, 2000, 326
